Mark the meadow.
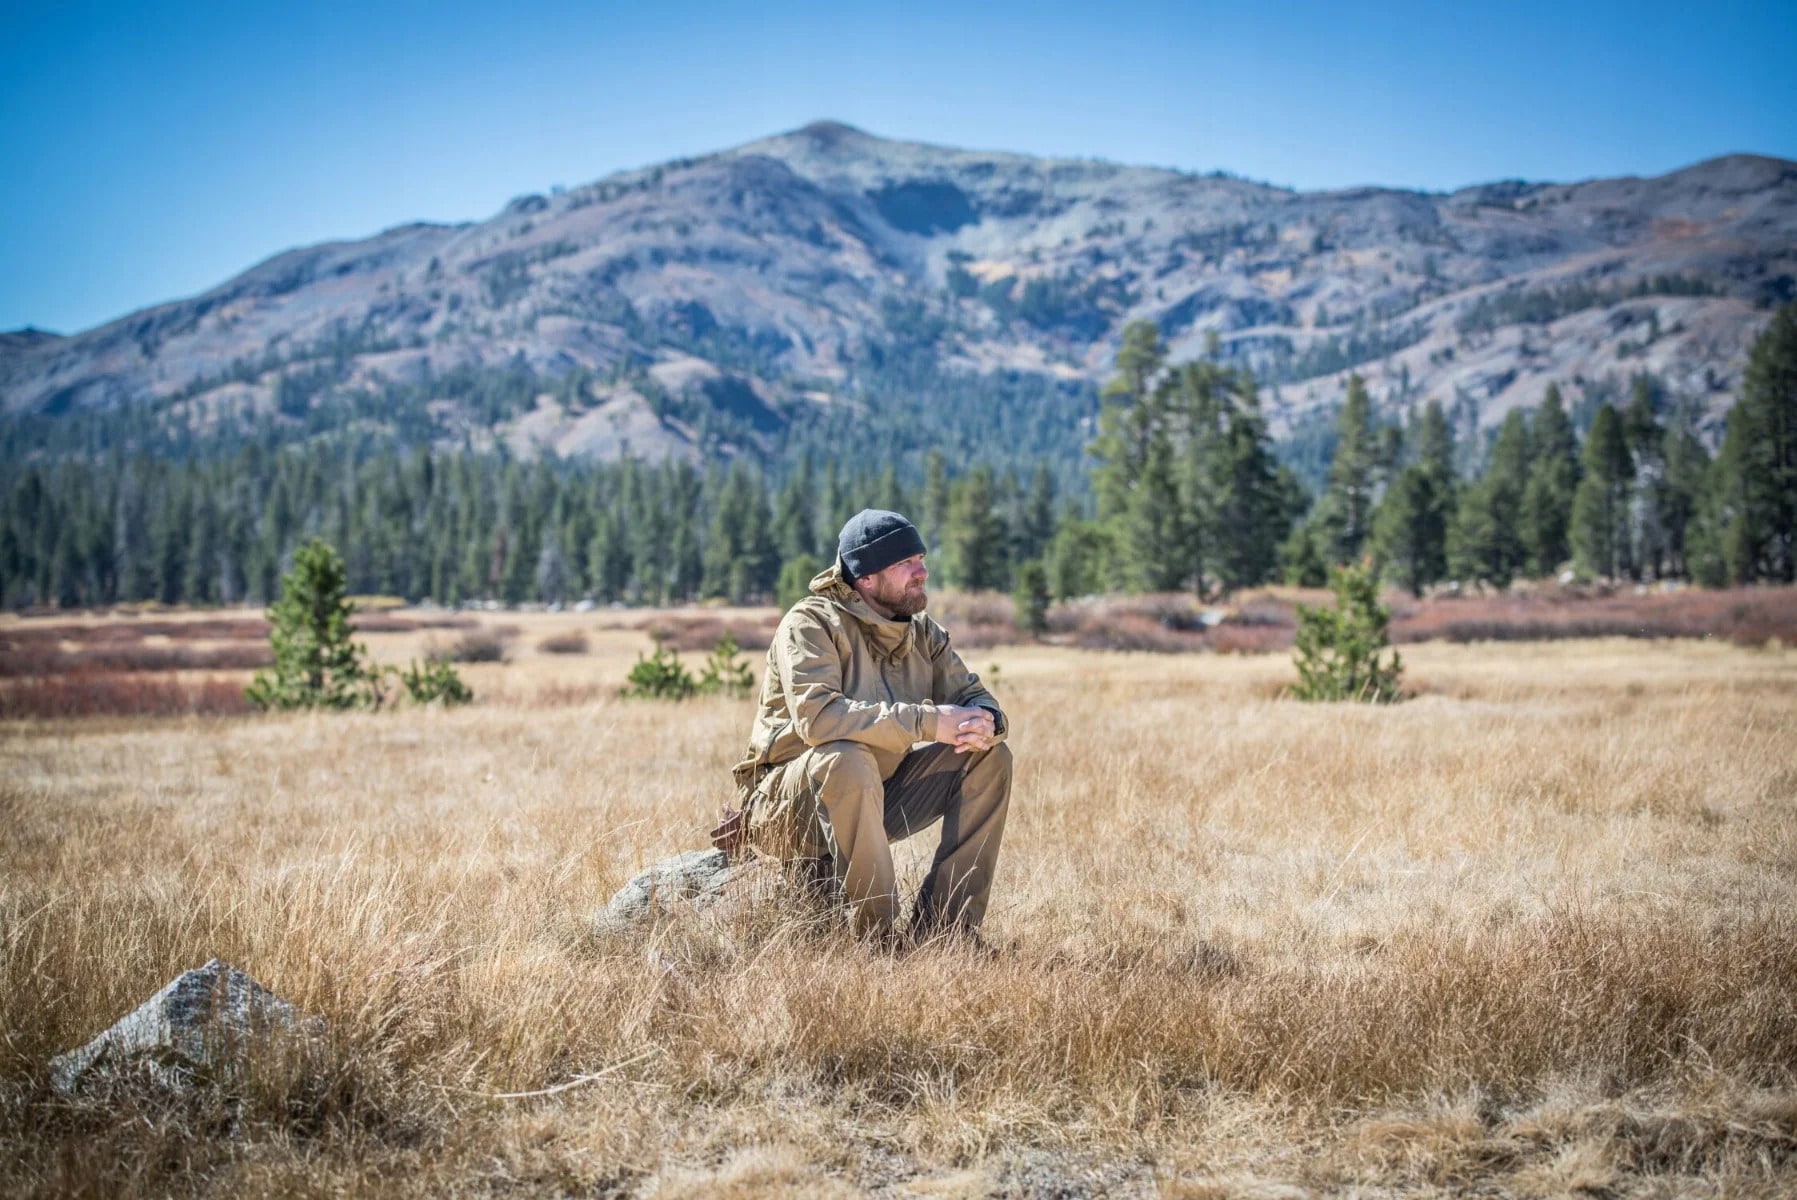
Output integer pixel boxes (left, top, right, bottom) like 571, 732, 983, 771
3, 602, 1796, 1196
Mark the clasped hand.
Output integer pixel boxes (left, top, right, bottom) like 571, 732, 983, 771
934, 704, 996, 754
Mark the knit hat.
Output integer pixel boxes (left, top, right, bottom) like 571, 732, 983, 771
837, 509, 926, 582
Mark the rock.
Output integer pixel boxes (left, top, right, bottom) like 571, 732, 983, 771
592, 849, 789, 936
49, 959, 320, 1094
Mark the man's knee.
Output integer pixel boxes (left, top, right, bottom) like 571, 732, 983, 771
807, 740, 882, 800
970, 740, 1012, 788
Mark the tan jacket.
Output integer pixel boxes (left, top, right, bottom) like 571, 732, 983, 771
732, 562, 1007, 796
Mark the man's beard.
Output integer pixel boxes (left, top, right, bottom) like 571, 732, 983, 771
871, 575, 928, 618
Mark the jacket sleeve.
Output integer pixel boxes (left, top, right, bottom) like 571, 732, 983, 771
777, 611, 938, 752
929, 624, 1009, 741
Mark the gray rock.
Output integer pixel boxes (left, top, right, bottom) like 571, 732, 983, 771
592, 849, 735, 933
593, 849, 794, 935
49, 959, 320, 1093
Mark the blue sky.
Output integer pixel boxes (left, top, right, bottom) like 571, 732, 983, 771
2, 0, 1792, 335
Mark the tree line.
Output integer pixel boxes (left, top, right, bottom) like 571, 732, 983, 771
3, 304, 1792, 610
0, 441, 1062, 611
1282, 300, 1795, 592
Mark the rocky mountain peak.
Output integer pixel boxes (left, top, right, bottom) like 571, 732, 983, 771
3, 127, 1792, 467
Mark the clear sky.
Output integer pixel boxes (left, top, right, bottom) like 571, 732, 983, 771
3, 0, 1792, 335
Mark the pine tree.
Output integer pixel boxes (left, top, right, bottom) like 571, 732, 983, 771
1290, 563, 1403, 703
776, 554, 823, 610
1520, 383, 1580, 577
1012, 560, 1051, 636
943, 466, 1005, 590
1571, 404, 1636, 579
1725, 303, 1797, 581
1046, 518, 1110, 601
1210, 375, 1289, 589
245, 538, 382, 710
1019, 463, 1058, 565
773, 458, 819, 565
1660, 420, 1711, 580
1373, 399, 1454, 596
920, 450, 949, 555
1316, 374, 1379, 564
1281, 523, 1328, 587
1623, 375, 1671, 578
1449, 408, 1530, 587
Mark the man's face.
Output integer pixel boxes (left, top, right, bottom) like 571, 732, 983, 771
857, 553, 928, 618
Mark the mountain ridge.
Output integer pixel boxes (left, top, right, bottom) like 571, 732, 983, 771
4, 122, 1792, 464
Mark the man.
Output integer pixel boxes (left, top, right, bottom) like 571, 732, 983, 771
728, 509, 1012, 944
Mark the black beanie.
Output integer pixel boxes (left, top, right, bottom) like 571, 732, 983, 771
837, 509, 926, 582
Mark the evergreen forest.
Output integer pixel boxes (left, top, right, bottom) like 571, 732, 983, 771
3, 304, 1793, 610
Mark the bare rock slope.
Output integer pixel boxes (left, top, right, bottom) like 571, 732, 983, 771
4, 122, 1792, 453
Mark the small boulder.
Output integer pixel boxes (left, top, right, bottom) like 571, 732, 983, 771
50, 959, 320, 1094
592, 849, 787, 935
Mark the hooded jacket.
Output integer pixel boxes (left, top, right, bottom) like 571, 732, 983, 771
732, 561, 1007, 797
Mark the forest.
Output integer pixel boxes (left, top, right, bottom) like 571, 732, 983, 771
2, 304, 1792, 611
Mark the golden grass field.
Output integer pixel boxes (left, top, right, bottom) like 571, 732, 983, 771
4, 607, 1797, 1196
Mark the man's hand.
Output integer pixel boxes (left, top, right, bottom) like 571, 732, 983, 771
934, 704, 996, 754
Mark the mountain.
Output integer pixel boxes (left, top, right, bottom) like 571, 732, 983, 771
4, 121, 1793, 465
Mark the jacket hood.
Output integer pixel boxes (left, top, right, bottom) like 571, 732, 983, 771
809, 558, 918, 661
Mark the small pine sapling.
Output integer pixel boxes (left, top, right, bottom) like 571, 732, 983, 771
698, 630, 757, 698
621, 633, 697, 700
246, 538, 383, 711
1290, 562, 1404, 703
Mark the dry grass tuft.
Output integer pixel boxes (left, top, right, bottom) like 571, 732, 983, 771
2, 614, 1795, 1194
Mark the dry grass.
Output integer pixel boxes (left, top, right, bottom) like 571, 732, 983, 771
2, 611, 1796, 1196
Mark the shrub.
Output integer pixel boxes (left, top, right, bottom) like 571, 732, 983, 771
537, 631, 590, 655
641, 615, 776, 653
698, 631, 757, 698
447, 629, 511, 663
397, 658, 473, 706
1290, 564, 1404, 703
0, 671, 255, 719
621, 635, 697, 699
245, 539, 383, 711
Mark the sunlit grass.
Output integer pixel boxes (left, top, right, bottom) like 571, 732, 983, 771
3, 615, 1795, 1195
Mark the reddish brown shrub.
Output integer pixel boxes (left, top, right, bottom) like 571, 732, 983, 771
537, 631, 591, 655
351, 613, 479, 633
1, 618, 270, 644
444, 629, 513, 663
0, 642, 272, 676
641, 615, 777, 653
0, 671, 255, 719
1390, 586, 1797, 646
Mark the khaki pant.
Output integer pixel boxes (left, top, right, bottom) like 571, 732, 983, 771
747, 740, 1012, 937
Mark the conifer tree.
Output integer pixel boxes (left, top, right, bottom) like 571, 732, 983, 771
943, 466, 1006, 590
1019, 463, 1058, 565
1290, 563, 1403, 703
1725, 303, 1797, 581
1623, 375, 1671, 578
1520, 383, 1580, 577
1210, 375, 1289, 589
1449, 408, 1530, 587
1571, 404, 1636, 579
1372, 399, 1455, 596
1046, 518, 1110, 601
1316, 374, 1379, 564
246, 538, 382, 710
